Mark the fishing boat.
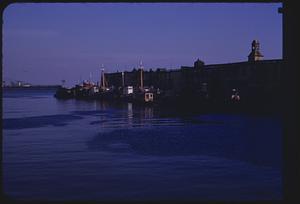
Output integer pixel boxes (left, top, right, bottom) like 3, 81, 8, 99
132, 61, 155, 104
96, 66, 117, 100
120, 86, 134, 102
133, 88, 154, 104
54, 86, 73, 99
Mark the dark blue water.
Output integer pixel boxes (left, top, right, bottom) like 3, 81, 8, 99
2, 88, 282, 201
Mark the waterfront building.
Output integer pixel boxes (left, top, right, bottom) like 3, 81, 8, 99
102, 40, 282, 107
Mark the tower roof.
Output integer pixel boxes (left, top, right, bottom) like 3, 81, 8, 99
248, 40, 264, 61
248, 50, 264, 58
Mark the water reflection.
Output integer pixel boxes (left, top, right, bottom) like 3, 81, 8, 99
96, 100, 109, 111
127, 102, 133, 126
143, 106, 154, 119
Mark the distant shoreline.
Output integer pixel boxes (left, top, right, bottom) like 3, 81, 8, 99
3, 85, 60, 89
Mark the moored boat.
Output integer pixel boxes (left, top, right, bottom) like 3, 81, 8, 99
54, 86, 73, 99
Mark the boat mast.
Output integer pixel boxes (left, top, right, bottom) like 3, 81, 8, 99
122, 72, 125, 87
101, 64, 106, 90
140, 60, 144, 90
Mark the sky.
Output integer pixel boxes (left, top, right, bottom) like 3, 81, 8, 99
2, 3, 282, 86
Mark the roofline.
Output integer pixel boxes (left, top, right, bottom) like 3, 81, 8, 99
105, 59, 283, 74
205, 59, 283, 68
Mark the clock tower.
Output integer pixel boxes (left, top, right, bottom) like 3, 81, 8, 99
248, 40, 264, 62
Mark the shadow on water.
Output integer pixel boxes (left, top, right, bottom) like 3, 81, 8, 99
87, 121, 282, 168
83, 102, 282, 168
3, 114, 83, 130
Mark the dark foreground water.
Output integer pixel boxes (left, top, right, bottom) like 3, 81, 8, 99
2, 88, 282, 201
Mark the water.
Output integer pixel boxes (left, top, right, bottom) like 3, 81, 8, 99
2, 88, 282, 201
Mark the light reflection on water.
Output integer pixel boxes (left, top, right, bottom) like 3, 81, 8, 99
2, 88, 282, 201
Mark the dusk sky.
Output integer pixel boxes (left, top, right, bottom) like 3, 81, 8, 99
3, 3, 282, 86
